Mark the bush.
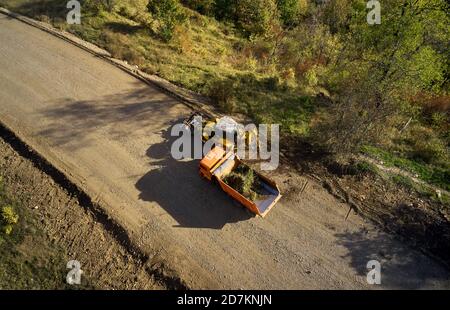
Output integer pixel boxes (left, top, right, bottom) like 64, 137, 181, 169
207, 78, 238, 113
235, 0, 279, 37
391, 175, 415, 190
100, 30, 146, 66
82, 0, 115, 14
322, 0, 353, 33
214, 0, 279, 37
214, 0, 237, 20
147, 0, 187, 42
356, 161, 379, 175
411, 139, 447, 164
1, 205, 19, 235
276, 0, 307, 27
181, 0, 216, 15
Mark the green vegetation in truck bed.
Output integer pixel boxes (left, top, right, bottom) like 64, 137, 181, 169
222, 164, 263, 202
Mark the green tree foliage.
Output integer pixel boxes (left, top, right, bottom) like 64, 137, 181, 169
322, 0, 354, 33
277, 24, 342, 89
234, 0, 280, 37
314, 0, 449, 154
214, 0, 280, 37
214, 0, 238, 21
276, 0, 307, 27
181, 0, 216, 15
147, 0, 187, 42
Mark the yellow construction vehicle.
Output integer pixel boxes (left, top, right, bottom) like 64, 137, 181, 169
183, 112, 258, 150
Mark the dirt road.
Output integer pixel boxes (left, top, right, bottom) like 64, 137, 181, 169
1, 13, 449, 289
0, 134, 164, 289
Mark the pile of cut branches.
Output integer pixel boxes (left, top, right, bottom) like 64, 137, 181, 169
223, 165, 263, 201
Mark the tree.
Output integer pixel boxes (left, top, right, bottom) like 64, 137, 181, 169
313, 0, 449, 154
322, 0, 353, 33
235, 0, 280, 37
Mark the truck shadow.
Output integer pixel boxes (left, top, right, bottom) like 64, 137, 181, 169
135, 125, 253, 229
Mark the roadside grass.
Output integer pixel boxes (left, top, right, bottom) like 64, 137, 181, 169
0, 175, 83, 289
361, 145, 450, 191
349, 159, 448, 205
390, 174, 449, 205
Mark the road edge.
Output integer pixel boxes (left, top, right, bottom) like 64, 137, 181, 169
0, 110, 189, 290
0, 7, 218, 119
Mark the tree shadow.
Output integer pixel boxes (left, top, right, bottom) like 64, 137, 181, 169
336, 227, 450, 289
36, 86, 177, 151
381, 202, 450, 264
135, 125, 253, 229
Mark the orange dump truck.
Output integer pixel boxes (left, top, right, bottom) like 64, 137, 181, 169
200, 146, 282, 217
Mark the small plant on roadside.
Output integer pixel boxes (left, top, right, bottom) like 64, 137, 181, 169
1, 205, 19, 235
355, 161, 379, 176
207, 78, 238, 113
391, 175, 415, 190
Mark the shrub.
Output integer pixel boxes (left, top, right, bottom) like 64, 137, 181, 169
1, 205, 19, 235
147, 0, 187, 42
102, 0, 116, 12
322, 0, 353, 33
82, 0, 115, 14
181, 0, 216, 15
276, 0, 307, 27
214, 0, 280, 37
207, 78, 238, 113
235, 0, 280, 37
391, 175, 415, 190
100, 30, 146, 66
117, 4, 137, 20
214, 0, 238, 20
356, 161, 379, 175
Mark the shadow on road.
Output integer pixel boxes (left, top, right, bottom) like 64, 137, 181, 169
37, 86, 179, 150
136, 126, 253, 229
336, 228, 450, 289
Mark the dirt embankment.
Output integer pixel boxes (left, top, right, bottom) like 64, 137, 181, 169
0, 125, 176, 289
